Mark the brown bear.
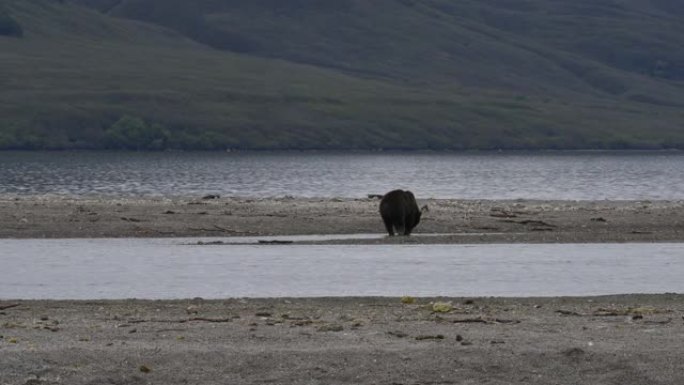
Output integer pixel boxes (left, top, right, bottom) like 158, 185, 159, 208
379, 189, 425, 236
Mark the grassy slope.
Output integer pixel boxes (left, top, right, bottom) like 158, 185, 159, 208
1, 0, 683, 150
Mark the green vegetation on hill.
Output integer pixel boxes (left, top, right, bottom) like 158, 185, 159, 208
0, 0, 683, 150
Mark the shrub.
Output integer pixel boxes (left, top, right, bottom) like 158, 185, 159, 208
103, 116, 169, 150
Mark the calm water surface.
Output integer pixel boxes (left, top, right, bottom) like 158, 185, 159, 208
1, 151, 684, 199
2, 238, 683, 299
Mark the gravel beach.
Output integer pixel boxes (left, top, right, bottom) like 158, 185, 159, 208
2, 296, 684, 385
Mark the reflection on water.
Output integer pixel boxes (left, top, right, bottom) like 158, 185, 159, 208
1, 151, 684, 199
2, 238, 683, 299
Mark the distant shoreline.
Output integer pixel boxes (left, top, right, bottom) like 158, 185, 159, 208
2, 197, 683, 243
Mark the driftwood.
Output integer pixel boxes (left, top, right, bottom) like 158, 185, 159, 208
120, 217, 143, 222
133, 226, 177, 235
490, 211, 518, 218
451, 317, 488, 324
500, 219, 556, 227
127, 317, 234, 324
258, 240, 294, 245
189, 225, 245, 233
0, 303, 20, 311
644, 318, 672, 325
451, 317, 520, 324
415, 334, 444, 340
556, 309, 583, 316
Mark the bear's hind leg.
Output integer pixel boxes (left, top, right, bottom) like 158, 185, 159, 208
382, 216, 395, 236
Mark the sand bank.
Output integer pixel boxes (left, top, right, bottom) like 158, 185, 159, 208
1, 196, 684, 243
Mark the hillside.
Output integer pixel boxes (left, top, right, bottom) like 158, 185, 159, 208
0, 0, 683, 150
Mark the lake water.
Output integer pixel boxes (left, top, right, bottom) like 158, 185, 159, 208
1, 151, 684, 199
2, 238, 683, 299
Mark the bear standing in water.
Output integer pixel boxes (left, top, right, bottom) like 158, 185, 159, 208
379, 189, 424, 236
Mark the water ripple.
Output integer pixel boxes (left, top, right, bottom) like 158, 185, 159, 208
1, 151, 684, 199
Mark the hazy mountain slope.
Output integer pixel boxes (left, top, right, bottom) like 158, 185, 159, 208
1, 0, 683, 150
79, 0, 684, 100
0, 0, 478, 150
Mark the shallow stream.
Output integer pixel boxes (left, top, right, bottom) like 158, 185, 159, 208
2, 237, 683, 299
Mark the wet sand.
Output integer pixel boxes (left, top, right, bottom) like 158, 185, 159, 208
2, 295, 684, 385
2, 196, 684, 243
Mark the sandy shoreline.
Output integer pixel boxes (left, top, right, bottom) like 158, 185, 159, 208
1, 196, 684, 243
2, 295, 684, 384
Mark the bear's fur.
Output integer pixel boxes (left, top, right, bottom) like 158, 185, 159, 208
379, 189, 422, 236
